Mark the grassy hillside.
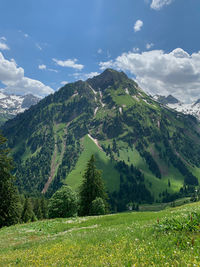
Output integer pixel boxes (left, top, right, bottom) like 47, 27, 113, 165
0, 201, 200, 266
66, 134, 120, 192
66, 135, 185, 199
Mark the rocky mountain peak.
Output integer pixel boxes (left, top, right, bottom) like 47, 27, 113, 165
87, 68, 128, 91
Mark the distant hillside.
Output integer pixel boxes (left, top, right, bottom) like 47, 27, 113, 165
2, 69, 200, 211
0, 92, 40, 125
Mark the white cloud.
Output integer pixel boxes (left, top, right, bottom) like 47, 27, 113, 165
24, 33, 29, 38
0, 52, 53, 97
38, 64, 46, 70
133, 47, 140, 52
0, 42, 10, 51
36, 43, 42, 50
151, 0, 173, 10
0, 37, 7, 41
60, 81, 68, 85
48, 68, 58, 73
72, 72, 100, 80
134, 20, 143, 32
53, 58, 84, 70
97, 48, 103, 54
146, 43, 154, 49
84, 72, 100, 79
99, 48, 200, 103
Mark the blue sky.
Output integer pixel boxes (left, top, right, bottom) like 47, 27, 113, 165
0, 0, 200, 102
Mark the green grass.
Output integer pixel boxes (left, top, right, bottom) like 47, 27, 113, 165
117, 145, 184, 199
139, 197, 191, 211
1, 202, 200, 266
65, 135, 120, 192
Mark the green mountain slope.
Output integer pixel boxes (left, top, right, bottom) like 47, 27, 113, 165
2, 69, 200, 210
66, 134, 120, 193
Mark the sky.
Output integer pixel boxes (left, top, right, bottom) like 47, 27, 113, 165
0, 0, 200, 102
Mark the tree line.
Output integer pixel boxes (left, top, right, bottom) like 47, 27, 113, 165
0, 132, 108, 228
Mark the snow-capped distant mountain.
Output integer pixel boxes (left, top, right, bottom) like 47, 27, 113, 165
153, 94, 200, 120
0, 91, 40, 125
0, 91, 40, 116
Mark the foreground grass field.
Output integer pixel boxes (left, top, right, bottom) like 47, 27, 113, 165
0, 202, 200, 266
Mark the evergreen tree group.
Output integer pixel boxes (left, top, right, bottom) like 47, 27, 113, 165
79, 155, 108, 216
0, 133, 21, 228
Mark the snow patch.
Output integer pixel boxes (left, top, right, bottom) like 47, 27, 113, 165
89, 85, 97, 95
88, 134, 102, 150
94, 107, 98, 116
72, 92, 78, 98
125, 88, 129, 95
167, 102, 200, 120
0, 92, 6, 99
99, 90, 105, 107
132, 95, 139, 102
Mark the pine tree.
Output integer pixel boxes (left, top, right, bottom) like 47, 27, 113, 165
0, 133, 21, 228
33, 198, 43, 220
40, 197, 48, 219
79, 155, 108, 216
21, 198, 36, 223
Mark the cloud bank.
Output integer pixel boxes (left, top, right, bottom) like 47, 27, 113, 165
0, 52, 54, 97
99, 48, 200, 103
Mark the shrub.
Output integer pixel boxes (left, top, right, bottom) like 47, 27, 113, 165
90, 197, 105, 215
48, 186, 78, 218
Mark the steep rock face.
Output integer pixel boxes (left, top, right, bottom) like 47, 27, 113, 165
154, 95, 180, 105
87, 69, 129, 91
2, 69, 200, 210
21, 94, 40, 108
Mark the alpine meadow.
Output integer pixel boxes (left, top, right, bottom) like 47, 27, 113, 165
1, 0, 200, 266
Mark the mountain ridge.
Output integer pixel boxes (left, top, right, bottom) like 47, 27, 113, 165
2, 69, 200, 211
153, 94, 200, 120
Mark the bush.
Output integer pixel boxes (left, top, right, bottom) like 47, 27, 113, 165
48, 186, 78, 218
90, 197, 105, 215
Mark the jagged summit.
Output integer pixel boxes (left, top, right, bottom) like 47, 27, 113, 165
87, 68, 129, 91
0, 92, 40, 125
154, 94, 200, 120
153, 94, 179, 105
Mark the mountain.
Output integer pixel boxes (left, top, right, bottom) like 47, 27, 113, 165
153, 94, 200, 120
2, 69, 200, 211
0, 91, 40, 125
153, 94, 180, 105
